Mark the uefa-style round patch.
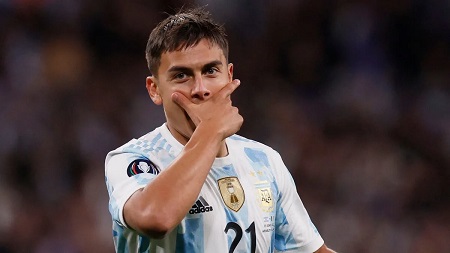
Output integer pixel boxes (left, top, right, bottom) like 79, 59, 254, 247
127, 159, 159, 177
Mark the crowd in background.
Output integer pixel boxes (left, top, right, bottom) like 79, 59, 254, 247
0, 0, 448, 252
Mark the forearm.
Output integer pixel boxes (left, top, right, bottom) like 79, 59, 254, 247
124, 123, 223, 237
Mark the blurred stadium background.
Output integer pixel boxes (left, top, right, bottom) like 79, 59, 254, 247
0, 0, 448, 252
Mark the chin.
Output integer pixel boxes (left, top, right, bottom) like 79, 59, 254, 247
167, 112, 196, 142
176, 117, 196, 141
183, 111, 196, 131
183, 119, 196, 138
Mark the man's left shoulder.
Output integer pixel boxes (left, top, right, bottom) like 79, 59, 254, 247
228, 134, 276, 153
228, 134, 262, 146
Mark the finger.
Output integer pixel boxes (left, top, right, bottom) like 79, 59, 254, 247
220, 79, 241, 97
171, 92, 193, 112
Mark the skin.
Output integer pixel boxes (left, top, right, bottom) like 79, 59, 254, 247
147, 39, 237, 151
123, 39, 242, 239
123, 38, 335, 253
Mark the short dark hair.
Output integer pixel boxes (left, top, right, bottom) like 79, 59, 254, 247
145, 7, 229, 77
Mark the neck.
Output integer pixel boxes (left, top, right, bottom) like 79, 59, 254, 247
216, 141, 228, 157
166, 123, 229, 158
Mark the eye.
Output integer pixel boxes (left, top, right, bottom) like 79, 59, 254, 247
174, 72, 187, 80
205, 67, 218, 75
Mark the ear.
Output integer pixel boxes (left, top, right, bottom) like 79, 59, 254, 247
146, 76, 162, 105
227, 63, 234, 82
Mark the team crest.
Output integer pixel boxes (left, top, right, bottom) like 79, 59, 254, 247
217, 177, 245, 212
257, 187, 274, 212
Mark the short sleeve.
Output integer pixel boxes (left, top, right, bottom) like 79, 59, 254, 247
105, 150, 158, 228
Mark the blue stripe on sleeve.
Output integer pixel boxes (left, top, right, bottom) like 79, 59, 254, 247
176, 217, 204, 253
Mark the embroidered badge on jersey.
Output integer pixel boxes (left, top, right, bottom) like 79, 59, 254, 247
254, 181, 274, 212
218, 177, 245, 212
127, 159, 159, 177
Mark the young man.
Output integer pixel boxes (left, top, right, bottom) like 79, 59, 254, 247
105, 8, 336, 253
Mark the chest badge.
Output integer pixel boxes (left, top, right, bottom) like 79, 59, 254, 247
257, 187, 274, 212
254, 180, 274, 212
218, 177, 245, 212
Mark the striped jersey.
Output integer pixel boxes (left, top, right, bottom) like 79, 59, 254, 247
105, 124, 324, 253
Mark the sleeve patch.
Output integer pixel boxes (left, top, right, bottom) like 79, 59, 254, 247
127, 159, 159, 177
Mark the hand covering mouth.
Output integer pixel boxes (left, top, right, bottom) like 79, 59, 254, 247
184, 110, 196, 129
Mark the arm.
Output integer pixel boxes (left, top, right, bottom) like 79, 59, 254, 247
123, 80, 242, 238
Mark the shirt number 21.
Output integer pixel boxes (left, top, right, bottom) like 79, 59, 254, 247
224, 221, 256, 253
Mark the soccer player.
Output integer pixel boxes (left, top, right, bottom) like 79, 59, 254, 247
105, 7, 336, 253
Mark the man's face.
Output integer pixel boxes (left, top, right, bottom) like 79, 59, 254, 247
147, 39, 233, 144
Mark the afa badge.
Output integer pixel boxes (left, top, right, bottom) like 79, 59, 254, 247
218, 177, 245, 212
127, 159, 159, 177
255, 181, 274, 212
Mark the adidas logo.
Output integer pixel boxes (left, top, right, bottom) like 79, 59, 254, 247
189, 196, 213, 214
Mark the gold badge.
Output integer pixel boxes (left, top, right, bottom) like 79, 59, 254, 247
218, 177, 245, 212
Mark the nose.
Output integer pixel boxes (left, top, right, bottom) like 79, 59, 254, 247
191, 78, 211, 100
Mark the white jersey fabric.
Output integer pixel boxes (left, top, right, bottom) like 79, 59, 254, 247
105, 124, 324, 253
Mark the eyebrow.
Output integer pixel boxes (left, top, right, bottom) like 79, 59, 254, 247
167, 60, 223, 74
201, 60, 223, 72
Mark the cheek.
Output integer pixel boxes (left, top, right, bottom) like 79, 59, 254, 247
161, 95, 185, 116
165, 84, 191, 98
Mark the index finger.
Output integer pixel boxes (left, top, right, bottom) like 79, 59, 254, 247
220, 79, 241, 97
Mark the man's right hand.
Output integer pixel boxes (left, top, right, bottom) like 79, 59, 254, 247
171, 79, 244, 140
